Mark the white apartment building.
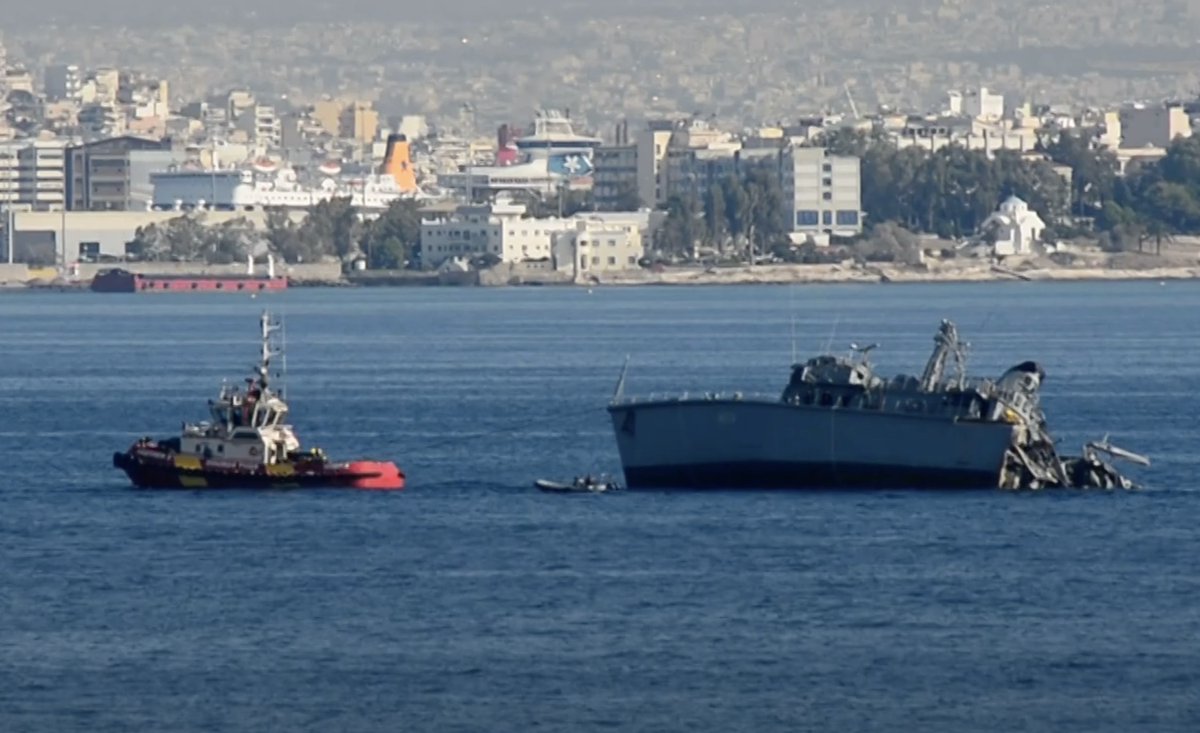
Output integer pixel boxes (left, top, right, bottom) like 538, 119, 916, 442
421, 198, 654, 270
44, 64, 83, 102
782, 146, 862, 241
420, 198, 570, 269
552, 219, 644, 281
948, 86, 1005, 121
0, 139, 67, 211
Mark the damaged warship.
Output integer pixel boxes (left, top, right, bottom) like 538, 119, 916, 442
608, 320, 1147, 491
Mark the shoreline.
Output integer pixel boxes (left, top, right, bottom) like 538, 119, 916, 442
5, 260, 1199, 291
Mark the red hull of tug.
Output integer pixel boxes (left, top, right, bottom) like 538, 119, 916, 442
113, 444, 404, 490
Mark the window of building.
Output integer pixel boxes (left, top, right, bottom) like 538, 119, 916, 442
608, 239, 616, 246
822, 177, 832, 187
822, 163, 832, 173
78, 241, 100, 259
822, 191, 832, 201
822, 211, 833, 225
628, 256, 637, 265
580, 255, 588, 270
797, 210, 819, 226
591, 256, 599, 265
607, 256, 616, 265
836, 210, 859, 226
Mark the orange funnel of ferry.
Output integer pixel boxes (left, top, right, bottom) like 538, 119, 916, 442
381, 134, 419, 193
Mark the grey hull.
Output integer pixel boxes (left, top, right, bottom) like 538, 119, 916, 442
609, 399, 1016, 490
622, 461, 998, 489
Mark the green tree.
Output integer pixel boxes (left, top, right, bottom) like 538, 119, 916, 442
300, 197, 360, 261
703, 181, 727, 250
742, 165, 786, 260
263, 208, 320, 264
359, 199, 422, 269
655, 193, 702, 258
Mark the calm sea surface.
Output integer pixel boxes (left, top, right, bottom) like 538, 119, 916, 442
1, 282, 1198, 732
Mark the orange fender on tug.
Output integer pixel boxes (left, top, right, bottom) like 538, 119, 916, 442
347, 461, 406, 490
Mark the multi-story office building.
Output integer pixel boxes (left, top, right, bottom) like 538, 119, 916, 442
782, 146, 862, 240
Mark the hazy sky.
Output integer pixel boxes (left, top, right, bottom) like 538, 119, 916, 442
4, 0, 837, 27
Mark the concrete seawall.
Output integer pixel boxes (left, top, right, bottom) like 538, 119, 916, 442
1, 261, 343, 286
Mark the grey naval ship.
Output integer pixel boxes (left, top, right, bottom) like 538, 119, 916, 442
607, 320, 1147, 491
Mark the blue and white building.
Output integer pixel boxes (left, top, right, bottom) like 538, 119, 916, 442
782, 146, 862, 242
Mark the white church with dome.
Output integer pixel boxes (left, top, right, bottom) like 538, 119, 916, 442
981, 196, 1045, 256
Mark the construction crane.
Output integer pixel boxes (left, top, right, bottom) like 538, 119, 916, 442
843, 82, 861, 120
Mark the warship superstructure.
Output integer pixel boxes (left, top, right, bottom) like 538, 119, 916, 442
608, 320, 1146, 491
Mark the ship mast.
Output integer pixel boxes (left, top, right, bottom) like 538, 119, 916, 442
919, 319, 967, 391
258, 310, 283, 394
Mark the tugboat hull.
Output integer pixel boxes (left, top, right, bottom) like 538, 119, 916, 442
113, 448, 405, 490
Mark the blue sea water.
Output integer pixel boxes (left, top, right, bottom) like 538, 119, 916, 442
0, 282, 1198, 732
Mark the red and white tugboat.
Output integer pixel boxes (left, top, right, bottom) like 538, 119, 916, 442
113, 311, 405, 490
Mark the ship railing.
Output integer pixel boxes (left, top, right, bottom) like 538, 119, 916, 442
611, 391, 779, 406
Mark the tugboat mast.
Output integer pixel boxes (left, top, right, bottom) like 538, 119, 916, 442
258, 310, 283, 394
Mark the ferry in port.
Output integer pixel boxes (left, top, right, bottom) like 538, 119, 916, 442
149, 135, 428, 212
438, 109, 602, 196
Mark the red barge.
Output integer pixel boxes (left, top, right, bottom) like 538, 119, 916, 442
112, 311, 404, 490
91, 268, 288, 293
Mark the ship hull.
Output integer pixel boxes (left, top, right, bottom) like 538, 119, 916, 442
608, 399, 1016, 490
113, 448, 404, 490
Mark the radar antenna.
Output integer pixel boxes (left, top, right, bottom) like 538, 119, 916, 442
849, 342, 879, 363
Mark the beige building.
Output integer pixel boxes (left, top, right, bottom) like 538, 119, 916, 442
339, 101, 379, 143
309, 99, 378, 143
1119, 104, 1192, 148
553, 218, 644, 281
637, 122, 675, 207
